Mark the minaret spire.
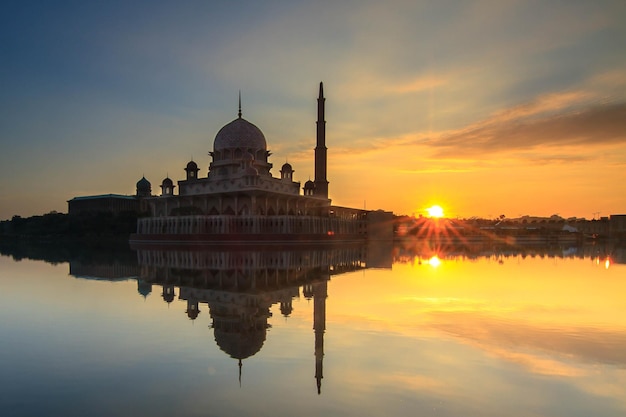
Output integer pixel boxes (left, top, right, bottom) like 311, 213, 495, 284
314, 82, 329, 199
238, 90, 242, 118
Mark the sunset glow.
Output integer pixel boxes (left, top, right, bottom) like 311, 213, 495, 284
426, 205, 445, 218
0, 1, 625, 220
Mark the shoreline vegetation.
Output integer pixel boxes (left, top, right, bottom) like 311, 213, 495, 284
0, 212, 139, 264
0, 211, 140, 241
1, 211, 623, 244
1, 212, 623, 267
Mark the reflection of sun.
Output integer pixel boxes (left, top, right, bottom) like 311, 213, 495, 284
426, 205, 444, 218
428, 255, 441, 268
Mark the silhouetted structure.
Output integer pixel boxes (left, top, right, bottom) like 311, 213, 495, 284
129, 83, 392, 243
314, 82, 328, 199
68, 194, 139, 215
135, 244, 372, 393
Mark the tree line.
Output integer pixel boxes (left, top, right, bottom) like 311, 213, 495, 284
0, 211, 141, 239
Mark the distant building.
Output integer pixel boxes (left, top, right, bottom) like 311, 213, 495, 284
609, 214, 626, 239
67, 175, 152, 216
68, 194, 140, 215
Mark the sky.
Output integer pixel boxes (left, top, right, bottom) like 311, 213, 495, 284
1, 0, 625, 220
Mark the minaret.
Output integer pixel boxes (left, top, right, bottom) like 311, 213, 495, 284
314, 82, 329, 198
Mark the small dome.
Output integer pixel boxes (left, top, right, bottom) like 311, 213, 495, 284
186, 160, 198, 170
162, 177, 174, 187
214, 117, 267, 152
304, 180, 315, 188
281, 162, 293, 172
136, 176, 151, 191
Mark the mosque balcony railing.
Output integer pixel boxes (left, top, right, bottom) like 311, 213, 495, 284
137, 214, 367, 235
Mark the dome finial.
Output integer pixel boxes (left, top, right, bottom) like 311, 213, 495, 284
238, 90, 242, 118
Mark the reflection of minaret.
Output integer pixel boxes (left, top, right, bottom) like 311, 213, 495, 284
314, 82, 328, 198
313, 278, 328, 394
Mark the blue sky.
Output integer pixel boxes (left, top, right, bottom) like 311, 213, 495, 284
1, 0, 625, 219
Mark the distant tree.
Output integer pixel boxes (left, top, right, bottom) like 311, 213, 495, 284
1, 211, 136, 238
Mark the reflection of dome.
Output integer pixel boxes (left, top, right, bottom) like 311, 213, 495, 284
280, 300, 293, 316
162, 286, 175, 303
137, 280, 152, 298
186, 305, 200, 320
303, 283, 314, 299
214, 326, 267, 360
214, 118, 267, 152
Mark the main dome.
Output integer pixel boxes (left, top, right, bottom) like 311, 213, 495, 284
213, 117, 267, 152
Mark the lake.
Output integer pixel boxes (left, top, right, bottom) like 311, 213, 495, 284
1, 240, 625, 417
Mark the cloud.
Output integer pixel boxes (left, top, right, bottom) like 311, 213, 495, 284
515, 152, 593, 165
426, 100, 626, 157
398, 168, 474, 174
380, 373, 447, 392
335, 73, 449, 100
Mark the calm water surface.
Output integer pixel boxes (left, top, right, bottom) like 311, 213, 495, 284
0, 241, 625, 417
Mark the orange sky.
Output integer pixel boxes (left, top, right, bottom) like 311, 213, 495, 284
1, 1, 625, 220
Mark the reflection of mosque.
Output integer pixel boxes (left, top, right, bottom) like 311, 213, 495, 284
136, 244, 372, 394
56, 240, 624, 394
70, 262, 139, 281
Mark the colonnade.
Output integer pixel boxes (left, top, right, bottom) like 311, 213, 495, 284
137, 214, 366, 236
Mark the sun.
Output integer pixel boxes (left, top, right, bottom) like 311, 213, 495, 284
426, 205, 444, 218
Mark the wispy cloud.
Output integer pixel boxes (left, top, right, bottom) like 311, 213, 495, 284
428, 101, 626, 157
398, 168, 474, 174
335, 73, 449, 100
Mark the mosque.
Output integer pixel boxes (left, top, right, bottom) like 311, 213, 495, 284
128, 83, 393, 243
